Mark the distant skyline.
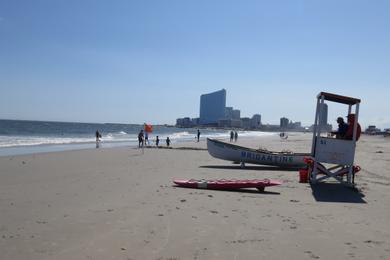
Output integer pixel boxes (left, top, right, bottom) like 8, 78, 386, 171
1, 1, 389, 128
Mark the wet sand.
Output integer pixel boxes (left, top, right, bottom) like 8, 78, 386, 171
1, 133, 390, 259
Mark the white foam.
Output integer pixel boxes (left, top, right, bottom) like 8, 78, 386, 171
0, 135, 94, 148
0, 130, 276, 148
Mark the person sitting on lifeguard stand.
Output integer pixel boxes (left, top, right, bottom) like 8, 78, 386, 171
331, 117, 348, 139
344, 114, 361, 141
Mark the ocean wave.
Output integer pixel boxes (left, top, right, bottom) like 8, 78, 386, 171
0, 136, 93, 148
0, 135, 138, 148
0, 130, 276, 148
234, 131, 276, 137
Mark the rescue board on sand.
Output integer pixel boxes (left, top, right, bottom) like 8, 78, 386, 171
173, 179, 282, 192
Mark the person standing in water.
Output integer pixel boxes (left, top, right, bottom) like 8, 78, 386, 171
197, 129, 201, 142
234, 131, 238, 142
230, 131, 234, 142
155, 136, 160, 147
144, 131, 149, 145
166, 137, 171, 147
95, 130, 102, 148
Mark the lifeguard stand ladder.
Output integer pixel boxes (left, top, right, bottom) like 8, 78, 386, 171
309, 92, 361, 187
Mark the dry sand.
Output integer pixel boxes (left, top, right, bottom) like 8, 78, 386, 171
1, 133, 390, 260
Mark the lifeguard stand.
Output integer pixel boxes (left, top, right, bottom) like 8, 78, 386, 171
309, 92, 361, 187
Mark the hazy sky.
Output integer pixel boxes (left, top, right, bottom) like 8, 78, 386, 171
1, 0, 389, 128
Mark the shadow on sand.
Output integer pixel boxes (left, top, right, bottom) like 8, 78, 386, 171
200, 165, 299, 172
173, 185, 280, 195
310, 183, 366, 203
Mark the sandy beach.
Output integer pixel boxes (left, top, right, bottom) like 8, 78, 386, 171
1, 133, 390, 260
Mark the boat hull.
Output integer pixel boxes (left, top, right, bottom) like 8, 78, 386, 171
207, 138, 309, 168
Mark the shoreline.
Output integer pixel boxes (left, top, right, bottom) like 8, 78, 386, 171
0, 131, 280, 157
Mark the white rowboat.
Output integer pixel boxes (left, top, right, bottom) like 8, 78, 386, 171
207, 138, 309, 168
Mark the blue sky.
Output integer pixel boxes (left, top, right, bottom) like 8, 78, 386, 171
0, 0, 389, 128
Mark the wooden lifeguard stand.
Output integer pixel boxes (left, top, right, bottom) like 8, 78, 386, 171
309, 92, 361, 187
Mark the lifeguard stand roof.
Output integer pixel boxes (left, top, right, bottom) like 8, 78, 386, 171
317, 92, 361, 105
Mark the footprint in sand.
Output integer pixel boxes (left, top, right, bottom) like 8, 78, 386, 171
304, 250, 320, 259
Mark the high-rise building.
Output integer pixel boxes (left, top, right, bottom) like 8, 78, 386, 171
199, 89, 226, 125
232, 109, 240, 119
251, 114, 262, 128
225, 107, 233, 119
280, 117, 289, 129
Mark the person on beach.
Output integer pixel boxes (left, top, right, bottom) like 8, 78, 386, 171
138, 130, 144, 148
280, 132, 288, 140
197, 129, 200, 142
234, 131, 238, 142
344, 114, 361, 141
230, 131, 234, 142
331, 117, 348, 139
155, 136, 160, 147
166, 137, 171, 147
144, 131, 149, 145
95, 130, 102, 148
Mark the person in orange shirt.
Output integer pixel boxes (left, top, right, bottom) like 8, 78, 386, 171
344, 114, 361, 141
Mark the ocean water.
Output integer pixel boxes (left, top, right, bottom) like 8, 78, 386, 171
0, 119, 275, 156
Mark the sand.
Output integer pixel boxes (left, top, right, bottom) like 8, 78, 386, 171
1, 133, 390, 260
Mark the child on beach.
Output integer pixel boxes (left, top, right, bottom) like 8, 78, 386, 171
138, 130, 144, 148
166, 137, 171, 147
156, 136, 160, 147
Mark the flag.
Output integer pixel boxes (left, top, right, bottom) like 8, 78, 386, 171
144, 123, 153, 133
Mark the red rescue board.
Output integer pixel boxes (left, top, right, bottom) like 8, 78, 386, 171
173, 179, 282, 192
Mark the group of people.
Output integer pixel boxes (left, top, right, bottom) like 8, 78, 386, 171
95, 129, 172, 149
138, 130, 170, 148
331, 114, 361, 140
230, 131, 238, 142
